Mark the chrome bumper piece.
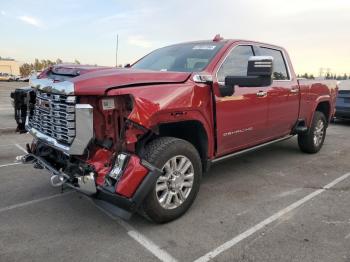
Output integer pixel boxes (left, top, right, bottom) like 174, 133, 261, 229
22, 153, 97, 195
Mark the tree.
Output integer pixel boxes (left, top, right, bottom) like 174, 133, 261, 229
19, 58, 78, 76
19, 63, 33, 77
34, 59, 41, 71
302, 73, 309, 79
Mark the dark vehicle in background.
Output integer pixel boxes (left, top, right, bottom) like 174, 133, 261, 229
335, 80, 350, 120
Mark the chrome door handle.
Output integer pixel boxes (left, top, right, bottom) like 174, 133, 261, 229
290, 88, 299, 93
256, 91, 267, 97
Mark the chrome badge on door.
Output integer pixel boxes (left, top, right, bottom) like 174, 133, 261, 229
223, 127, 253, 137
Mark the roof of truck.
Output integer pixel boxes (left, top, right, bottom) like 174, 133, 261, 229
172, 37, 285, 51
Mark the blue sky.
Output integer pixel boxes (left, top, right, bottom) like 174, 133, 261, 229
1, 0, 350, 75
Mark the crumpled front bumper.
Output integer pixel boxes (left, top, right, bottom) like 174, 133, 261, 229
21, 152, 162, 219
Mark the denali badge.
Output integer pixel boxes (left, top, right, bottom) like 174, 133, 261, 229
223, 127, 253, 137
102, 98, 115, 110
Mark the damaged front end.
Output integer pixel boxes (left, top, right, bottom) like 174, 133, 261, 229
14, 78, 161, 219
21, 143, 161, 219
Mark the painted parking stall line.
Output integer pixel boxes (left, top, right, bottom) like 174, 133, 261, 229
15, 143, 27, 154
0, 162, 21, 168
88, 198, 178, 262
0, 191, 73, 213
194, 172, 350, 262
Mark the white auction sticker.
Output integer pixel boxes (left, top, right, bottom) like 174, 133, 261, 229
102, 98, 115, 110
192, 45, 216, 50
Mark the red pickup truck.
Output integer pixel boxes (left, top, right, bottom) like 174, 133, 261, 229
14, 37, 337, 223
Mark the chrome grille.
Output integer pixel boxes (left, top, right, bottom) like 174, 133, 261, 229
28, 90, 76, 145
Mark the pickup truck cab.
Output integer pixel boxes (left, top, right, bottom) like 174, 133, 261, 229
14, 36, 337, 223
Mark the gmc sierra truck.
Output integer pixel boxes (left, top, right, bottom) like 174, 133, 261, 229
13, 36, 337, 223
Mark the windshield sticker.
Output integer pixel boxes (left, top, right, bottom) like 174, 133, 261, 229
192, 45, 216, 50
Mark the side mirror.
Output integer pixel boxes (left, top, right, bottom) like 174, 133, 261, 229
124, 63, 131, 68
220, 56, 273, 96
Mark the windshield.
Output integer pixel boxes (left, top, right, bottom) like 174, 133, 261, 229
132, 42, 225, 72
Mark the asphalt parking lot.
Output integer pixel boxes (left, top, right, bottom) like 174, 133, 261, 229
0, 82, 350, 262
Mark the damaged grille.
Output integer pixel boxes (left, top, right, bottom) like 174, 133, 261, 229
28, 90, 76, 145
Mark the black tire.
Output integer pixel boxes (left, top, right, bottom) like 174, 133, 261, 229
142, 137, 202, 223
298, 111, 327, 154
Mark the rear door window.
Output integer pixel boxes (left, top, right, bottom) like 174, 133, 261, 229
259, 47, 289, 80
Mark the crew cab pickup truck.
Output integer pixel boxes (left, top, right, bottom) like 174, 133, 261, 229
13, 36, 338, 223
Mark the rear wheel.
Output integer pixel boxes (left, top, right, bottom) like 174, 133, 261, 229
298, 111, 327, 154
142, 137, 202, 223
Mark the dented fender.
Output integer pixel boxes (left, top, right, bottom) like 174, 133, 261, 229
107, 82, 215, 157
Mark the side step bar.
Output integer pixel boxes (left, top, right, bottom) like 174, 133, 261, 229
212, 135, 294, 164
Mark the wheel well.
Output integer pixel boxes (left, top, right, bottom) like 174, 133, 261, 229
315, 101, 330, 120
156, 121, 209, 170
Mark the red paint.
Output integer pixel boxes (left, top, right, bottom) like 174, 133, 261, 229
115, 155, 148, 198
86, 148, 113, 186
42, 39, 337, 190
72, 69, 191, 96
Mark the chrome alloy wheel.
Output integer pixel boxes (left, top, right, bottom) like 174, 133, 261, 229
155, 155, 194, 210
313, 119, 325, 147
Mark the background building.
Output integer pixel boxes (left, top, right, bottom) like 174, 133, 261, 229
0, 59, 21, 76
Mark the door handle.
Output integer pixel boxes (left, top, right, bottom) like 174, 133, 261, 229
290, 88, 299, 93
256, 91, 267, 97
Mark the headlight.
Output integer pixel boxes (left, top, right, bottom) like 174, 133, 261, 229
108, 153, 129, 181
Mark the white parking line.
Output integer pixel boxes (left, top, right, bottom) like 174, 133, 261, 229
194, 172, 350, 262
15, 143, 27, 154
0, 192, 73, 213
0, 162, 21, 168
88, 198, 178, 262
0, 143, 20, 147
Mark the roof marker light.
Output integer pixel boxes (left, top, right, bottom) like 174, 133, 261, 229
213, 34, 224, 42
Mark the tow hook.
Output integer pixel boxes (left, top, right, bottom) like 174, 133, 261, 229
16, 154, 34, 163
50, 175, 67, 187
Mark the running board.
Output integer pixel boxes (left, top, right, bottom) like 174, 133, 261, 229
212, 135, 294, 164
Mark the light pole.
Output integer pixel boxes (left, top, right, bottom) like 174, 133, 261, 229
116, 35, 119, 67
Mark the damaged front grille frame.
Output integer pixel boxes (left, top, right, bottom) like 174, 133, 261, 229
26, 78, 94, 155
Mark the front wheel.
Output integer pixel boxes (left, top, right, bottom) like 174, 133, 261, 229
142, 137, 202, 223
298, 111, 327, 154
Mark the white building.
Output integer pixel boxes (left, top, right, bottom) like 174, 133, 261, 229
0, 59, 21, 76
